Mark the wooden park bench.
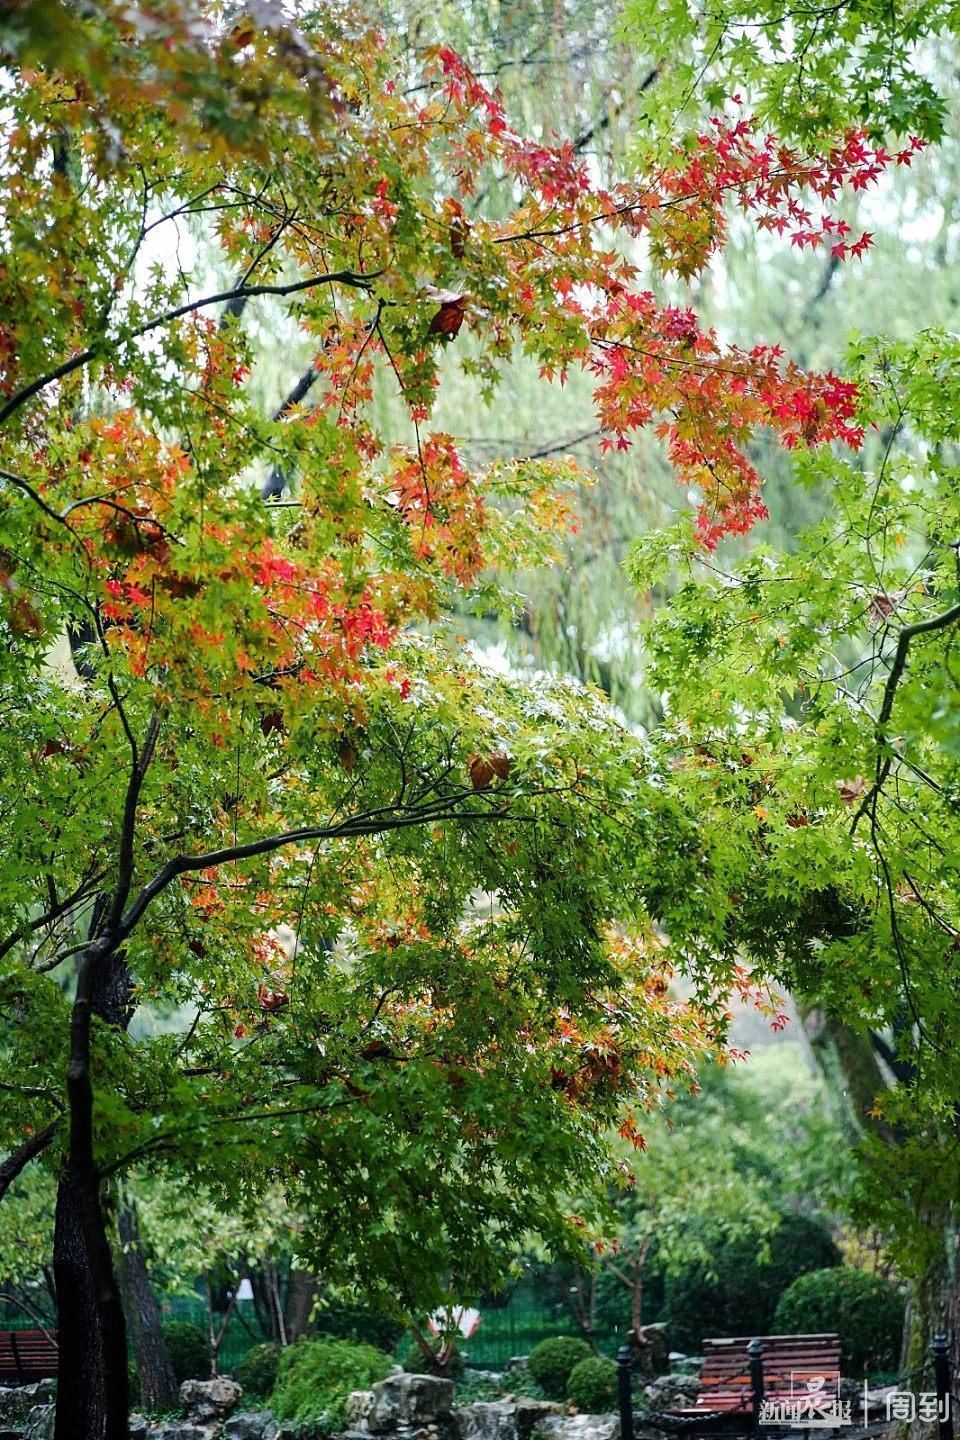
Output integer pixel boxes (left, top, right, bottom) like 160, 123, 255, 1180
0, 1328, 58, 1385
619, 1333, 842, 1436
675, 1333, 842, 1426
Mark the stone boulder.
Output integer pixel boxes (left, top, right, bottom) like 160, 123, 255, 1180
20, 1406, 54, 1440
640, 1325, 670, 1377
222, 1413, 280, 1440
345, 1390, 375, 1428
515, 1400, 564, 1440
150, 1426, 212, 1440
457, 1399, 516, 1440
0, 1383, 56, 1429
456, 1397, 562, 1440
367, 1374, 455, 1432
532, 1415, 620, 1440
642, 1373, 700, 1410
180, 1377, 244, 1424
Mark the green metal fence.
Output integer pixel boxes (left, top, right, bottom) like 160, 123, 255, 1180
0, 1291, 615, 1376
159, 1294, 606, 1374
460, 1304, 618, 1369
161, 1295, 269, 1375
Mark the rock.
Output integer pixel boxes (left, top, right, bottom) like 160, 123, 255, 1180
505, 1359, 528, 1374
642, 1373, 699, 1410
515, 1401, 563, 1440
862, 1384, 898, 1417
21, 1407, 55, 1440
223, 1413, 279, 1440
152, 1426, 213, 1440
368, 1374, 455, 1431
128, 1417, 150, 1440
0, 1385, 54, 1426
457, 1399, 517, 1440
532, 1416, 620, 1440
641, 1325, 670, 1377
180, 1377, 244, 1422
345, 1389, 375, 1427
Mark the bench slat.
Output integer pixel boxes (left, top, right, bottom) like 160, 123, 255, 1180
674, 1334, 842, 1416
0, 1329, 58, 1383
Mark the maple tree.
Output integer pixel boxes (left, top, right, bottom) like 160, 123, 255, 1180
0, 1, 915, 1435
623, 0, 958, 146
633, 328, 960, 1380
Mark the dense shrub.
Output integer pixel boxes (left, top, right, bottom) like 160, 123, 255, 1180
663, 1213, 841, 1351
773, 1268, 905, 1373
233, 1342, 281, 1401
163, 1320, 209, 1383
567, 1356, 618, 1412
270, 1337, 393, 1430
315, 1303, 405, 1353
528, 1337, 593, 1399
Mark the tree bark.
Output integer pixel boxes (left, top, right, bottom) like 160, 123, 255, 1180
54, 1178, 106, 1438
799, 1007, 960, 1422
117, 1199, 178, 1412
902, 1218, 960, 1440
54, 945, 133, 1440
284, 1268, 318, 1342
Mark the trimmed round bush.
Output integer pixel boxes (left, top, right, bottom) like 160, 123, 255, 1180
528, 1337, 593, 1400
773, 1267, 905, 1374
233, 1341, 281, 1401
270, 1337, 393, 1430
567, 1356, 618, 1412
163, 1320, 209, 1383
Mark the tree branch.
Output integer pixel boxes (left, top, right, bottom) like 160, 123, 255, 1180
0, 871, 106, 966
0, 1118, 60, 1201
118, 793, 510, 941
0, 269, 377, 428
105, 712, 161, 935
876, 600, 960, 731
855, 595, 960, 824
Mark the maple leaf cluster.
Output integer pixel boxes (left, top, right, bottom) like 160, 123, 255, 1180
0, 4, 908, 1151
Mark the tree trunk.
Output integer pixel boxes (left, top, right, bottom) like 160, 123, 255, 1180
900, 1216, 960, 1440
799, 1006, 960, 1426
251, 1263, 282, 1343
284, 1268, 318, 1342
54, 945, 133, 1440
117, 1200, 178, 1412
54, 1178, 106, 1440
800, 1005, 894, 1140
